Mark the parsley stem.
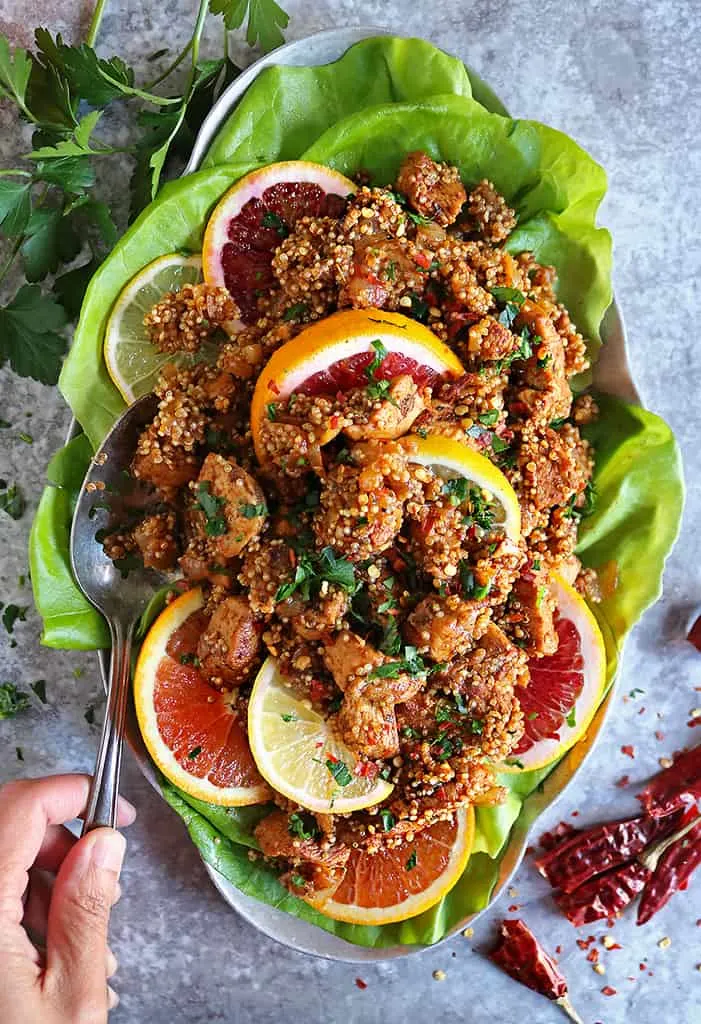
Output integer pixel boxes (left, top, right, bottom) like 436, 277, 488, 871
85, 0, 109, 47
144, 39, 194, 90
0, 237, 22, 290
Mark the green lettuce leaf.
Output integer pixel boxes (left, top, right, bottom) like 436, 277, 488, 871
201, 36, 475, 169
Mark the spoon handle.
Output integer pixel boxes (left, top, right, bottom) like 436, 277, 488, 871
82, 618, 134, 834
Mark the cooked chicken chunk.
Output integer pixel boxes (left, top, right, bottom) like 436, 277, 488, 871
395, 151, 467, 226
405, 594, 491, 662
192, 453, 267, 559
197, 595, 261, 686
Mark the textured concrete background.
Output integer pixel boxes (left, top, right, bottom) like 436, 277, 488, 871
0, 1, 700, 1021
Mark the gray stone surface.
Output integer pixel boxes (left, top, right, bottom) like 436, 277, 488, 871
0, 1, 700, 1021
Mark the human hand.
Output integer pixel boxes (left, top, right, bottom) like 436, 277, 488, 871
0, 774, 136, 1024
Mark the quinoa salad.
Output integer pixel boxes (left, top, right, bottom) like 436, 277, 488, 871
95, 150, 605, 906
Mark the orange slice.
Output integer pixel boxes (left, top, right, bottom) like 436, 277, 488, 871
250, 309, 464, 462
202, 160, 356, 327
502, 573, 607, 773
134, 587, 270, 806
307, 806, 475, 925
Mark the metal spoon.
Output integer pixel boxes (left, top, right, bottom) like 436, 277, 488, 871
70, 393, 164, 834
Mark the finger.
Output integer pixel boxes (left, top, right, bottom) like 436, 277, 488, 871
0, 775, 135, 925
106, 946, 118, 979
108, 985, 120, 1010
22, 867, 54, 944
44, 828, 125, 1017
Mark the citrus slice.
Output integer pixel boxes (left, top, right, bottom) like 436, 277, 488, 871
247, 657, 393, 814
104, 253, 203, 403
250, 309, 464, 462
134, 587, 270, 806
407, 433, 521, 542
202, 160, 356, 325
502, 574, 607, 772
307, 806, 475, 925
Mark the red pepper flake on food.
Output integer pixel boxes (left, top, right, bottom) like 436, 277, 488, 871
621, 745, 635, 758
655, 731, 665, 741
355, 978, 367, 990
489, 919, 583, 1023
601, 986, 617, 997
508, 904, 520, 912
587, 949, 599, 963
686, 613, 701, 651
615, 775, 630, 788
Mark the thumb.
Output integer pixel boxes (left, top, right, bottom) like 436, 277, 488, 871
45, 828, 125, 1016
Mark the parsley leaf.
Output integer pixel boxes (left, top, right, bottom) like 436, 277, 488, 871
0, 285, 67, 384
275, 547, 357, 603
210, 0, 290, 52
0, 177, 32, 237
365, 338, 388, 380
490, 286, 525, 306
282, 302, 308, 322
239, 502, 267, 519
0, 482, 25, 520
195, 481, 227, 536
565, 707, 577, 728
0, 36, 33, 115
21, 206, 81, 282
370, 645, 428, 680
30, 678, 47, 703
0, 682, 30, 720
379, 809, 395, 832
478, 409, 499, 426
326, 758, 353, 787
406, 849, 417, 871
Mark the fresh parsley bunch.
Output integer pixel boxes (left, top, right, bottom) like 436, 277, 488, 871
0, 0, 289, 386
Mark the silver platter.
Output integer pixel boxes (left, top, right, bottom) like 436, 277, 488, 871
82, 26, 639, 962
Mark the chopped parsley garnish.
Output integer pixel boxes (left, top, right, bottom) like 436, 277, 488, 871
267, 402, 278, 421
18, 431, 33, 444
458, 561, 491, 601
239, 502, 267, 519
187, 746, 202, 759
261, 210, 288, 236
366, 378, 392, 401
564, 480, 597, 520
0, 683, 30, 719
435, 703, 454, 723
497, 303, 521, 330
532, 559, 541, 571
379, 809, 395, 832
443, 480, 496, 533
406, 849, 418, 871
527, 711, 539, 720
443, 477, 470, 506
276, 546, 357, 603
550, 417, 567, 430
537, 353, 552, 369
290, 874, 306, 888
401, 725, 421, 740
490, 434, 511, 455
377, 598, 397, 614
432, 728, 463, 761
2, 603, 28, 634
195, 481, 227, 537
490, 286, 526, 306
379, 616, 402, 656
282, 302, 309, 322
288, 812, 320, 841
30, 679, 47, 703
370, 645, 428, 680
281, 711, 297, 722
179, 653, 200, 667
478, 409, 499, 426
407, 292, 429, 323
536, 586, 548, 607
0, 482, 24, 520
629, 688, 645, 699
326, 758, 353, 787
385, 260, 397, 281
379, 765, 393, 780
565, 707, 577, 729
365, 339, 388, 381
470, 718, 484, 735
406, 209, 432, 226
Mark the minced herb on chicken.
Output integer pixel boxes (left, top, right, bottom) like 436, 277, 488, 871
103, 151, 599, 898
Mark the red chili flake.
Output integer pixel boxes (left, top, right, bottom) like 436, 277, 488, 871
621, 745, 635, 758
587, 949, 599, 963
655, 731, 665, 741
355, 978, 367, 990
609, 943, 622, 950
326, 751, 339, 764
639, 963, 647, 971
329, 414, 340, 428
696, 919, 701, 926
540, 822, 579, 850
508, 904, 520, 912
308, 679, 327, 702
638, 706, 646, 715
576, 936, 596, 950
354, 761, 378, 779
638, 743, 701, 816
601, 986, 617, 996
525, 845, 535, 856
413, 251, 432, 270
267, 379, 280, 395
571, 811, 580, 818
556, 945, 562, 955
615, 775, 630, 788
686, 613, 701, 651
687, 717, 701, 727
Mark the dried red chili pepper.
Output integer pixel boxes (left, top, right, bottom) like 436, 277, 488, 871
554, 862, 651, 927
489, 919, 583, 1023
638, 742, 701, 817
535, 812, 684, 894
539, 821, 580, 851
637, 815, 701, 924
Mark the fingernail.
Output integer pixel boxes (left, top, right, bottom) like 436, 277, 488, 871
117, 795, 137, 825
90, 829, 126, 874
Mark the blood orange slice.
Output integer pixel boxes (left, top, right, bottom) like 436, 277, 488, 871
202, 161, 355, 326
503, 574, 607, 772
307, 806, 475, 925
250, 309, 464, 462
134, 588, 270, 806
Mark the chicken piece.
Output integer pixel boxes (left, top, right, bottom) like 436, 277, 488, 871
239, 538, 294, 616
407, 495, 466, 583
509, 301, 571, 425
338, 235, 427, 311
197, 595, 262, 686
271, 215, 353, 318
463, 180, 517, 244
144, 283, 238, 354
192, 453, 267, 560
467, 536, 526, 605
132, 433, 201, 495
405, 594, 490, 662
284, 586, 350, 641
131, 511, 179, 570
517, 426, 590, 513
322, 630, 384, 691
412, 370, 506, 443
465, 316, 518, 363
254, 810, 350, 896
313, 463, 404, 562
395, 151, 467, 227
343, 376, 427, 442
507, 573, 559, 656
257, 420, 325, 479
336, 685, 399, 760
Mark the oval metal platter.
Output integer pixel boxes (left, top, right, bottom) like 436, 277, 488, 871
86, 26, 641, 962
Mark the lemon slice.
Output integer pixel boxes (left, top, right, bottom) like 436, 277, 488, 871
407, 434, 521, 542
104, 253, 204, 403
248, 657, 394, 813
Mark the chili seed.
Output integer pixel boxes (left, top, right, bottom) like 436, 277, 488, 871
658, 936, 671, 950
432, 969, 446, 981
593, 963, 605, 975
462, 928, 474, 939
